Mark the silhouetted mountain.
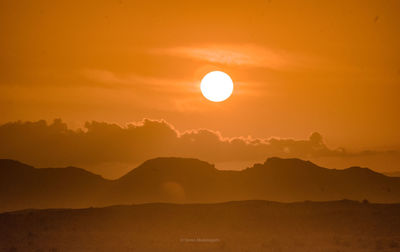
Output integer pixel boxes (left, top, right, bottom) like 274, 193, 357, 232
1, 157, 400, 212
0, 159, 111, 211
114, 158, 221, 203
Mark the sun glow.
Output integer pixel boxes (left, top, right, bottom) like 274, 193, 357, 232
200, 71, 234, 102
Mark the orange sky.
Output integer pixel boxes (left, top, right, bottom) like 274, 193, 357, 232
1, 0, 399, 161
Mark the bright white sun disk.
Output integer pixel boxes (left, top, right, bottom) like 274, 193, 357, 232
200, 71, 233, 102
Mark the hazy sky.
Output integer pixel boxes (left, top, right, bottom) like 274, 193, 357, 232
1, 0, 399, 154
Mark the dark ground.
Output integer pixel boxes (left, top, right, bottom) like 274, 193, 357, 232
1, 200, 400, 252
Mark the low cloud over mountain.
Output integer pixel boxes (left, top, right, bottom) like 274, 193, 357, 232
0, 119, 398, 178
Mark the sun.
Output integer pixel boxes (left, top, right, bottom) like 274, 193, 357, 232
200, 71, 234, 102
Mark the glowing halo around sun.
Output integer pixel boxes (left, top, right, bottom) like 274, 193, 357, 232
200, 71, 234, 102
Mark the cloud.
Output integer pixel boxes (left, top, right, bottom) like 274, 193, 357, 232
81, 69, 208, 112
1, 118, 396, 178
82, 69, 194, 93
151, 44, 294, 70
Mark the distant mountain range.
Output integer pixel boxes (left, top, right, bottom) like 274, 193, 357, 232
1, 157, 400, 212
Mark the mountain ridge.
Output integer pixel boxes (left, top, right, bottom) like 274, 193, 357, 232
1, 157, 399, 212
0, 157, 385, 180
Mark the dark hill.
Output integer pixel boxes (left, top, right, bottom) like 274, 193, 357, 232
114, 157, 221, 203
0, 159, 111, 211
1, 157, 400, 212
240, 157, 400, 202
